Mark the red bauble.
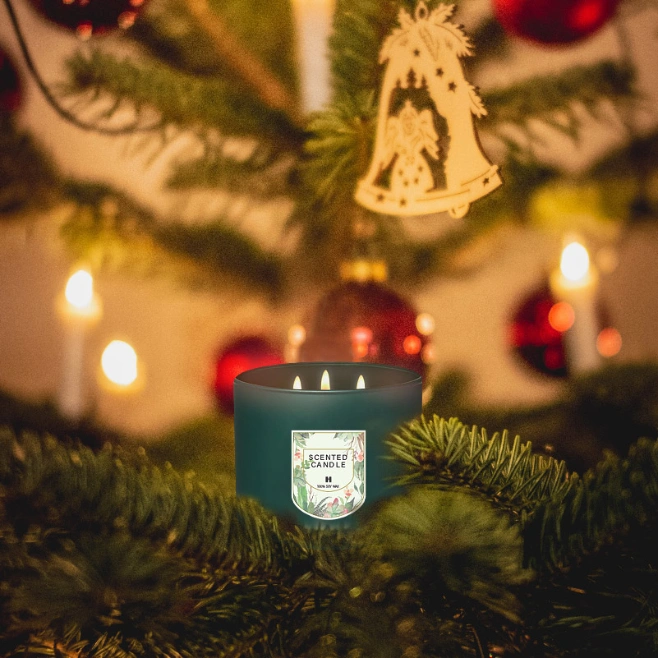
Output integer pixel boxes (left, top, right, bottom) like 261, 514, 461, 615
494, 0, 621, 44
298, 281, 431, 381
212, 336, 284, 413
0, 47, 22, 113
509, 286, 567, 378
27, 0, 148, 38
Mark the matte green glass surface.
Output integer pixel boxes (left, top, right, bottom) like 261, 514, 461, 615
234, 362, 422, 527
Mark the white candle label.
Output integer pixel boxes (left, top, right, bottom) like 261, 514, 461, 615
292, 431, 366, 519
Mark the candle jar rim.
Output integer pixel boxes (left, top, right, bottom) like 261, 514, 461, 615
235, 361, 422, 392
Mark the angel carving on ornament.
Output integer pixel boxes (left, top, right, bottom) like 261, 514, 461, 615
355, 1, 502, 218
383, 99, 439, 206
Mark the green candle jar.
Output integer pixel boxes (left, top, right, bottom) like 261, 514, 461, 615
234, 362, 422, 527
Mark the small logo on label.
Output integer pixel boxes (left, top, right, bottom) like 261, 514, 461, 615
292, 431, 366, 519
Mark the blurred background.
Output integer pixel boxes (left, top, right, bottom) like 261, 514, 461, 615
1, 0, 657, 482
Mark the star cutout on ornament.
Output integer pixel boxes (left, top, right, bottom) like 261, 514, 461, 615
376, 193, 384, 202
436, 67, 444, 77
413, 48, 420, 56
400, 198, 407, 206
448, 81, 457, 92
483, 177, 489, 185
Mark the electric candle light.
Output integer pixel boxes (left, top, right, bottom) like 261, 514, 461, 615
99, 339, 142, 393
234, 362, 422, 527
291, 0, 334, 113
56, 268, 102, 419
549, 238, 600, 374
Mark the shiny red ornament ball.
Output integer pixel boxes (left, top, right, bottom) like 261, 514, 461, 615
27, 0, 148, 38
494, 0, 621, 44
0, 48, 22, 113
212, 336, 284, 414
509, 286, 567, 378
298, 280, 430, 381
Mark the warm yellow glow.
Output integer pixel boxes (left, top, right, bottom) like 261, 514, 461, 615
101, 340, 138, 387
560, 241, 590, 282
421, 343, 436, 364
351, 326, 373, 344
403, 334, 422, 355
356, 375, 365, 389
65, 269, 94, 310
321, 369, 330, 390
288, 324, 307, 347
415, 312, 435, 336
597, 328, 622, 357
548, 302, 575, 333
293, 376, 302, 389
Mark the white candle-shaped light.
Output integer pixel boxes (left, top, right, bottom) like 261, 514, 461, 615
57, 268, 102, 419
291, 0, 335, 113
356, 374, 365, 389
293, 375, 303, 389
321, 369, 331, 390
550, 237, 600, 374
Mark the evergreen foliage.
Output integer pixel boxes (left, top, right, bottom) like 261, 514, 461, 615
1, 415, 657, 657
1, 0, 654, 290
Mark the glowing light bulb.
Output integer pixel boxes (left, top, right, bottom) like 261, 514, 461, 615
548, 302, 575, 333
288, 324, 307, 347
356, 375, 365, 389
293, 376, 302, 389
560, 241, 590, 283
65, 269, 94, 310
403, 334, 422, 355
597, 328, 622, 357
321, 369, 330, 390
415, 312, 435, 336
101, 340, 138, 387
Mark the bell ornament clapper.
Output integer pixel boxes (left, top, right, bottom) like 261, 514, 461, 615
354, 1, 502, 218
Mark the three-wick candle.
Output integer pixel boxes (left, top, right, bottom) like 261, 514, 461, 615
234, 362, 422, 526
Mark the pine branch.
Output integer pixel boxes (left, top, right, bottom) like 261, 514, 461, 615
388, 416, 573, 517
59, 182, 285, 298
131, 0, 298, 90
63, 50, 303, 146
182, 0, 299, 123
526, 438, 658, 572
0, 116, 60, 216
166, 147, 295, 199
0, 429, 307, 569
483, 61, 636, 135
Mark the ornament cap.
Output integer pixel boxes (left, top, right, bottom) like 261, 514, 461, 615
339, 259, 388, 283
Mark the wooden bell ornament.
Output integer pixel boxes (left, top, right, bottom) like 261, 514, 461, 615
354, 1, 501, 219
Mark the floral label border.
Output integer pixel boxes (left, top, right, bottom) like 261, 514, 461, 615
292, 431, 366, 519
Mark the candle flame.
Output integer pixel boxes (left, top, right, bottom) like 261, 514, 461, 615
560, 241, 590, 283
321, 369, 330, 390
293, 376, 302, 389
356, 375, 365, 389
65, 269, 94, 309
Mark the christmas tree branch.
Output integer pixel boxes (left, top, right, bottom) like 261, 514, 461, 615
483, 61, 636, 136
63, 50, 303, 147
59, 182, 286, 298
166, 147, 295, 199
526, 437, 658, 572
0, 429, 304, 568
182, 0, 301, 125
388, 416, 573, 518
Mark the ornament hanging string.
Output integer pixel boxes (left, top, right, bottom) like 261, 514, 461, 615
1, 0, 164, 135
